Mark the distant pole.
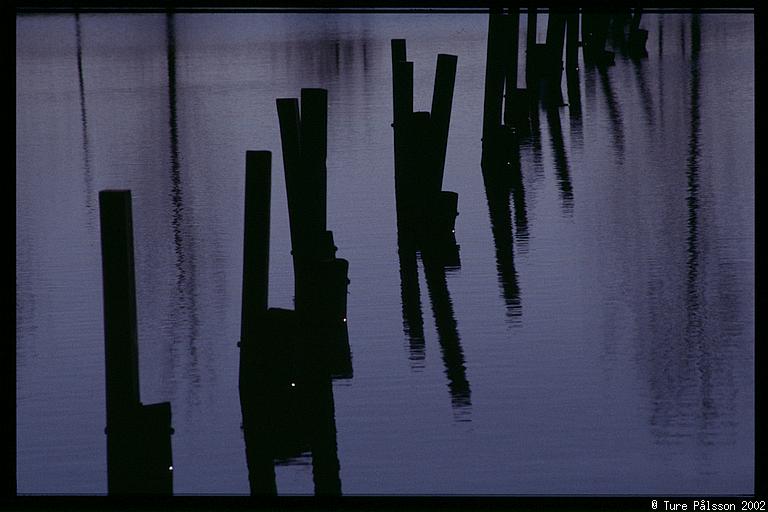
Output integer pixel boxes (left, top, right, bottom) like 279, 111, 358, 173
525, 7, 538, 88
240, 151, 271, 346
502, 8, 520, 126
482, 9, 506, 145
391, 39, 407, 126
545, 8, 567, 74
430, 53, 457, 189
393, 58, 414, 241
566, 11, 580, 73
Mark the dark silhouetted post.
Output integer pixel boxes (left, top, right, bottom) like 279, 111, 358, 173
628, 8, 648, 56
545, 8, 567, 75
240, 152, 271, 343
99, 190, 172, 496
430, 53, 457, 188
100, 190, 140, 434
300, 89, 328, 250
525, 7, 538, 88
483, 9, 506, 148
502, 9, 520, 127
392, 46, 414, 242
276, 98, 304, 256
566, 11, 579, 73
308, 374, 341, 496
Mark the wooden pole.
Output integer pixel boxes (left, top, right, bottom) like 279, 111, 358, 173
300, 88, 328, 250
99, 190, 173, 495
99, 190, 141, 428
99, 190, 141, 495
276, 98, 304, 258
502, 8, 521, 127
430, 53, 457, 189
566, 11, 580, 73
525, 7, 538, 88
240, 151, 271, 345
545, 8, 567, 75
482, 9, 506, 144
391, 39, 407, 127
393, 58, 414, 242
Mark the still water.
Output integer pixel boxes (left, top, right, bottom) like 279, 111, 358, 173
16, 11, 754, 495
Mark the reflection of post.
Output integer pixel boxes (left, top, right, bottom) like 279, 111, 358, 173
398, 248, 425, 362
481, 160, 523, 319
99, 190, 173, 495
75, 13, 94, 213
422, 256, 471, 414
544, 106, 574, 213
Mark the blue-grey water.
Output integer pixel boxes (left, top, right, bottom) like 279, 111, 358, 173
16, 11, 754, 495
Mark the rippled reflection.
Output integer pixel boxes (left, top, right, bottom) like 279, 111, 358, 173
75, 12, 94, 217
165, 13, 201, 404
544, 105, 574, 215
422, 252, 471, 420
398, 248, 425, 366
481, 155, 523, 322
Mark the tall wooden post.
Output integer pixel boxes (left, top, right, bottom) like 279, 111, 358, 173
430, 53, 457, 188
502, 8, 521, 126
99, 190, 173, 496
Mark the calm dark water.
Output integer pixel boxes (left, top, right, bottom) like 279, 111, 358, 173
16, 11, 754, 495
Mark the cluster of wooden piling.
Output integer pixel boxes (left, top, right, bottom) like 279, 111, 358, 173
93, 9, 654, 496
238, 88, 351, 496
391, 39, 459, 254
276, 89, 349, 328
99, 190, 173, 496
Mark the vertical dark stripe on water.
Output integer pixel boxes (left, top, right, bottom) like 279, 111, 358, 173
566, 71, 583, 151
685, 13, 701, 312
683, 12, 717, 447
597, 66, 626, 166
630, 53, 656, 131
421, 256, 471, 419
166, 12, 201, 397
544, 106, 574, 214
658, 15, 665, 129
75, 13, 94, 215
481, 167, 522, 321
398, 249, 425, 365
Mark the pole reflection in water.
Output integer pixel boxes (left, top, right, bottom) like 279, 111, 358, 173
398, 247, 425, 366
421, 250, 472, 420
596, 64, 626, 166
75, 12, 94, 217
481, 159, 523, 322
544, 104, 574, 215
165, 13, 202, 402
566, 71, 584, 151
